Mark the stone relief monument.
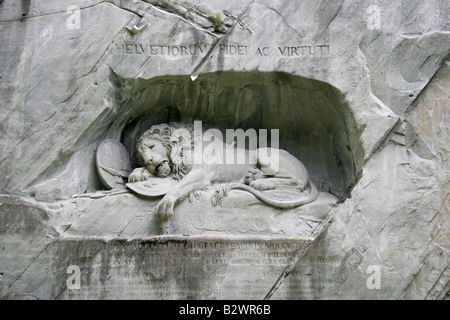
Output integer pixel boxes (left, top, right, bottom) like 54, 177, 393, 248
125, 122, 321, 223
0, 0, 449, 301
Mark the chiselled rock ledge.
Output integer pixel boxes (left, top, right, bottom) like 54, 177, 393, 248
58, 235, 315, 242
58, 190, 337, 239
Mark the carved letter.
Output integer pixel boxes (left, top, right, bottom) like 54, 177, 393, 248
278, 47, 288, 56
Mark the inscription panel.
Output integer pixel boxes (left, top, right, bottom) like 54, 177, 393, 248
55, 238, 314, 300
271, 257, 342, 300
108, 42, 331, 58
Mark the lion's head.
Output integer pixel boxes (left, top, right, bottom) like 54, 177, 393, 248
136, 122, 195, 180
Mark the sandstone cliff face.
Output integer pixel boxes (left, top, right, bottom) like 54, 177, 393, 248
0, 0, 448, 299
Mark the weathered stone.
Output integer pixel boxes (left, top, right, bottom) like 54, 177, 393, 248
0, 196, 58, 299
0, 0, 449, 300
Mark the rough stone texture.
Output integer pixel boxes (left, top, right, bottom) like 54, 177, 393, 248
53, 190, 336, 238
0, 0, 449, 299
271, 59, 450, 300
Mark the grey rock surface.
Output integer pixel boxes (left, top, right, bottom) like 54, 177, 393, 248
0, 0, 449, 299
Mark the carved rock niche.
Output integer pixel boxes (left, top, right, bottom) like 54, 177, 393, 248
117, 71, 363, 199
61, 70, 363, 238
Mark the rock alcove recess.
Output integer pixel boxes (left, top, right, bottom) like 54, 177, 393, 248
33, 71, 362, 238
117, 71, 363, 201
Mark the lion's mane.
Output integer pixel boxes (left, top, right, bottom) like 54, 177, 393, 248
136, 122, 195, 181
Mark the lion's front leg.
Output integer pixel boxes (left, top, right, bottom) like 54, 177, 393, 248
155, 166, 215, 221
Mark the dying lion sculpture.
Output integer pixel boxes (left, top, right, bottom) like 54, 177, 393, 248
128, 122, 318, 220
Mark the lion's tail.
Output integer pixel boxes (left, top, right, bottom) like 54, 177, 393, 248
212, 181, 318, 209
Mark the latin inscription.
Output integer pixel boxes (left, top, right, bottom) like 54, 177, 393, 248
57, 239, 341, 300
109, 42, 330, 57
109, 43, 209, 56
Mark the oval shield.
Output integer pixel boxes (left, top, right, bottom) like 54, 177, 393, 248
96, 139, 132, 190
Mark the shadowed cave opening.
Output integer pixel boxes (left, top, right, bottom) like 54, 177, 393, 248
110, 71, 363, 201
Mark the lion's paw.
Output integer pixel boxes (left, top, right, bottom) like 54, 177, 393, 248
155, 196, 175, 220
128, 167, 151, 182
245, 168, 263, 185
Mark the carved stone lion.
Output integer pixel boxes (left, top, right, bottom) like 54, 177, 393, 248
128, 122, 318, 220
